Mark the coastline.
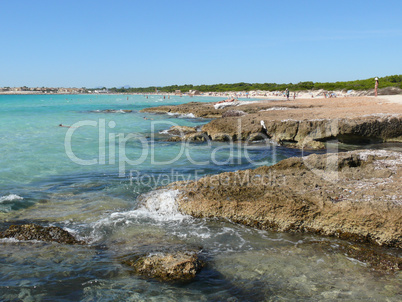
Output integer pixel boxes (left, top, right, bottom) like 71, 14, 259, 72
2, 89, 402, 104
140, 95, 402, 250
0, 92, 401, 297
142, 96, 402, 149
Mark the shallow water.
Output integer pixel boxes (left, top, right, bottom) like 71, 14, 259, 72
0, 94, 401, 301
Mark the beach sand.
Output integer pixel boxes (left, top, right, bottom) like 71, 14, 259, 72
143, 95, 402, 121
377, 95, 402, 104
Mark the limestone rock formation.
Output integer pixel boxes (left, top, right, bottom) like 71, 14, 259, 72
166, 150, 402, 248
202, 116, 402, 148
141, 97, 402, 149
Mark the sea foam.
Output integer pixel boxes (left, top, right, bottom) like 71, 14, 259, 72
0, 194, 24, 203
108, 189, 189, 223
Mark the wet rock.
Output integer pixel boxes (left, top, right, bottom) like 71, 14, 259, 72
167, 136, 183, 142
166, 125, 197, 136
183, 132, 208, 142
308, 241, 402, 272
123, 251, 204, 282
141, 102, 222, 118
165, 128, 208, 142
0, 224, 82, 245
222, 110, 247, 118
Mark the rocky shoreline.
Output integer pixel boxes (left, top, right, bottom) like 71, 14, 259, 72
142, 97, 402, 149
0, 223, 205, 282
1, 97, 401, 281
142, 97, 402, 251
1, 152, 401, 277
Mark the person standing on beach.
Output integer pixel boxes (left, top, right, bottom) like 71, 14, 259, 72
285, 88, 290, 101
375, 77, 379, 97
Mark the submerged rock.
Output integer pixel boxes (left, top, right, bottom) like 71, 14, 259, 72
123, 251, 204, 282
0, 224, 82, 245
310, 241, 402, 272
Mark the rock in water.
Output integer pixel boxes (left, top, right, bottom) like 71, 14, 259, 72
168, 150, 402, 248
166, 125, 197, 136
0, 224, 82, 244
123, 251, 203, 282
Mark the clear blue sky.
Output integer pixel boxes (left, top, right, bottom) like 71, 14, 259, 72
1, 0, 401, 88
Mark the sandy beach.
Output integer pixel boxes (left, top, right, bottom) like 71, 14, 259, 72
377, 94, 402, 104
143, 95, 402, 122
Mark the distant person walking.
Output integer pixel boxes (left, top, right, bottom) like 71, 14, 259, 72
285, 88, 290, 101
374, 77, 379, 97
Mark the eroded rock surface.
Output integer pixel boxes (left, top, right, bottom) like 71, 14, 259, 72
143, 97, 402, 149
166, 150, 402, 248
202, 115, 402, 148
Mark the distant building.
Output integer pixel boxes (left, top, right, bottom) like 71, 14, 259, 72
94, 89, 108, 94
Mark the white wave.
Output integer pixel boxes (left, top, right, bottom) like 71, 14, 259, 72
102, 189, 189, 225
214, 101, 240, 109
0, 238, 42, 244
166, 112, 196, 118
136, 189, 188, 221
259, 107, 292, 111
0, 238, 21, 243
88, 190, 189, 243
0, 194, 23, 203
178, 113, 195, 118
238, 101, 257, 106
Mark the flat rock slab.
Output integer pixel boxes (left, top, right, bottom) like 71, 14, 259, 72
167, 150, 402, 248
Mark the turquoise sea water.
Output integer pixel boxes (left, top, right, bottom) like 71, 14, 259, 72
0, 94, 400, 301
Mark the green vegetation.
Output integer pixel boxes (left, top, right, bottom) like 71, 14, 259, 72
106, 75, 402, 93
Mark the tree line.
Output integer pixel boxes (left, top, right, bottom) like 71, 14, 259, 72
105, 75, 402, 93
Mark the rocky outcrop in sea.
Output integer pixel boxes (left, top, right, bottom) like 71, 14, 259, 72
162, 150, 402, 248
0, 224, 83, 245
122, 250, 204, 282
